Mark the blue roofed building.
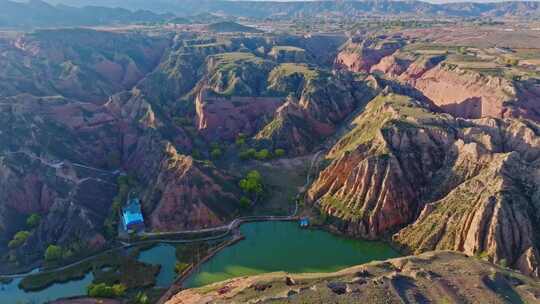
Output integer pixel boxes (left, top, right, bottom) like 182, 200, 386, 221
122, 198, 145, 232
299, 217, 309, 228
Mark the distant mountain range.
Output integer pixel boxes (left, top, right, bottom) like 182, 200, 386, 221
0, 0, 171, 28
44, 0, 540, 18
1, 0, 540, 29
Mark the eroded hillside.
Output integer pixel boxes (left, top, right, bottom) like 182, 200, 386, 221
0, 28, 354, 271
166, 251, 540, 304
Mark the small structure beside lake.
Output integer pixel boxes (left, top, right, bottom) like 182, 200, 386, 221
122, 198, 145, 232
299, 217, 309, 228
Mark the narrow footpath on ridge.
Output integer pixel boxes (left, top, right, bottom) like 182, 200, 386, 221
0, 150, 324, 280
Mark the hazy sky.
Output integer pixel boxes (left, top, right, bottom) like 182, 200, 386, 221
254, 0, 539, 2
37, 0, 540, 5
243, 0, 537, 2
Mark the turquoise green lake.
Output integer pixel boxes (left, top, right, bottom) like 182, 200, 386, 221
183, 221, 399, 288
0, 221, 399, 302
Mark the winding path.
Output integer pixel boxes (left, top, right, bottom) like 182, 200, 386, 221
0, 150, 323, 281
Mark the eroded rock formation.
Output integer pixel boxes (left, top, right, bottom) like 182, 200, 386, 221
308, 92, 540, 275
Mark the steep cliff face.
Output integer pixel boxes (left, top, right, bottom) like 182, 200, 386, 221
205, 52, 276, 97
126, 139, 240, 232
256, 66, 375, 155
256, 99, 319, 155
394, 152, 540, 277
1, 29, 168, 103
0, 92, 130, 266
408, 63, 517, 119
370, 53, 412, 78
0, 94, 131, 168
308, 93, 452, 238
335, 35, 405, 73
195, 90, 283, 141
308, 92, 540, 274
372, 52, 540, 123
0, 152, 117, 265
192, 52, 283, 140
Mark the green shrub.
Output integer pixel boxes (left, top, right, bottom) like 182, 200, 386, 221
235, 133, 246, 146
175, 262, 189, 274
8, 231, 31, 248
62, 249, 74, 260
239, 148, 257, 160
44, 245, 63, 262
255, 149, 272, 160
26, 214, 41, 228
274, 149, 285, 158
134, 292, 150, 304
87, 283, 126, 298
239, 196, 251, 209
112, 284, 126, 296
239, 170, 263, 196
475, 251, 490, 261
211, 148, 222, 159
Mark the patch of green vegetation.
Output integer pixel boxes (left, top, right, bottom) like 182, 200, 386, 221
8, 231, 31, 249
395, 172, 497, 254
87, 282, 126, 298
235, 133, 247, 146
255, 149, 272, 160
256, 116, 285, 140
20, 246, 160, 292
44, 245, 63, 262
239, 196, 251, 209
320, 196, 364, 220
207, 52, 274, 97
133, 291, 151, 304
274, 148, 286, 158
210, 52, 264, 68
175, 242, 220, 266
331, 93, 436, 158
268, 63, 319, 82
239, 170, 264, 199
476, 251, 490, 261
175, 262, 190, 274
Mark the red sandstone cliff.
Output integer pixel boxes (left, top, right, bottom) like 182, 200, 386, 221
195, 89, 284, 141
308, 92, 540, 276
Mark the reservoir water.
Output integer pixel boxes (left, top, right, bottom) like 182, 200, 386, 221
183, 221, 399, 287
0, 221, 399, 302
0, 270, 94, 303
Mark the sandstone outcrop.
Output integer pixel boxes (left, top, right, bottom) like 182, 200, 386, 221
0, 152, 117, 265
335, 35, 405, 73
371, 52, 540, 123
195, 89, 283, 141
308, 92, 540, 275
256, 67, 375, 154
2, 29, 168, 103
127, 139, 240, 232
166, 251, 540, 304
